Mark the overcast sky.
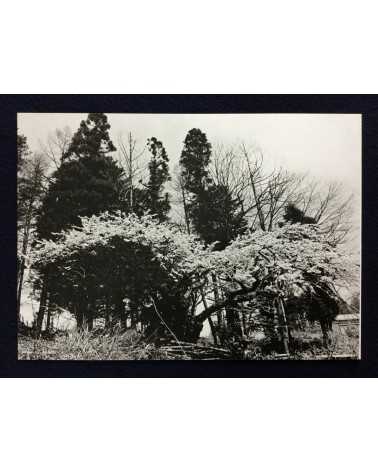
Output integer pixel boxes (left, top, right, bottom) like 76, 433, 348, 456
18, 113, 361, 195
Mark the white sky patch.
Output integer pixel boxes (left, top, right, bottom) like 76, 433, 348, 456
17, 113, 361, 192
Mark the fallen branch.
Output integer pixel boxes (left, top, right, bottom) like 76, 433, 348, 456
150, 296, 188, 357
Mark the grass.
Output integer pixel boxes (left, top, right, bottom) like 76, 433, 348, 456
292, 323, 360, 359
18, 329, 171, 360
18, 323, 360, 360
241, 323, 359, 360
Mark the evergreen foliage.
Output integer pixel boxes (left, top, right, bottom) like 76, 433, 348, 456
189, 183, 247, 249
179, 128, 246, 248
36, 113, 124, 240
179, 128, 212, 194
283, 203, 316, 225
36, 156, 125, 239
143, 137, 171, 221
32, 113, 124, 335
62, 113, 116, 161
17, 133, 30, 171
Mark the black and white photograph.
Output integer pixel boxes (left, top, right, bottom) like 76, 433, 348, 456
4, 3, 378, 472
17, 112, 361, 360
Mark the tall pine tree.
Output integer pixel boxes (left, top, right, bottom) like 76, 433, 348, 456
34, 113, 125, 334
36, 114, 123, 239
143, 137, 171, 222
179, 128, 246, 249
179, 128, 212, 194
62, 113, 116, 161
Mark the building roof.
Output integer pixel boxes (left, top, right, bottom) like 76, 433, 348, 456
335, 313, 359, 322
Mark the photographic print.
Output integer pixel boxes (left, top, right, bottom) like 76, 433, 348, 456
17, 112, 361, 361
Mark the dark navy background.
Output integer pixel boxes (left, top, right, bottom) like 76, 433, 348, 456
1, 95, 376, 377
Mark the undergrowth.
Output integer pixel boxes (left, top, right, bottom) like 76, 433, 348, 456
18, 323, 359, 360
18, 328, 171, 360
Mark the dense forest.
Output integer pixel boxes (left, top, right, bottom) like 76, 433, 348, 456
17, 113, 359, 360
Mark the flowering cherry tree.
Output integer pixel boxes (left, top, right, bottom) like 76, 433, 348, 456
31, 212, 356, 349
31, 212, 209, 338
199, 224, 356, 350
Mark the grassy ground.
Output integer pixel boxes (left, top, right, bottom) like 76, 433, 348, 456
245, 324, 360, 360
18, 329, 172, 360
18, 323, 359, 360
291, 323, 360, 359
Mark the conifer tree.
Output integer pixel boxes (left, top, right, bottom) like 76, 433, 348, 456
34, 113, 124, 334
179, 129, 247, 339
179, 128, 246, 248
17, 133, 30, 171
62, 113, 116, 161
283, 203, 316, 225
179, 128, 212, 194
36, 113, 123, 239
36, 156, 124, 238
190, 183, 247, 249
143, 137, 171, 222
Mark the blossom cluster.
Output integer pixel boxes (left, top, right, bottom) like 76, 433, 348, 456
32, 212, 356, 303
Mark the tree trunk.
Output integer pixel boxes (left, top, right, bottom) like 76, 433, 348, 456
16, 257, 26, 325
76, 311, 84, 330
120, 310, 127, 331
104, 296, 111, 330
199, 288, 218, 345
241, 311, 247, 336
17, 215, 32, 324
181, 187, 191, 234
211, 273, 223, 329
86, 313, 94, 331
207, 317, 218, 345
277, 297, 290, 355
75, 296, 86, 330
83, 301, 94, 331
35, 275, 49, 338
45, 298, 52, 332
129, 300, 138, 329
320, 319, 331, 348
115, 295, 126, 331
